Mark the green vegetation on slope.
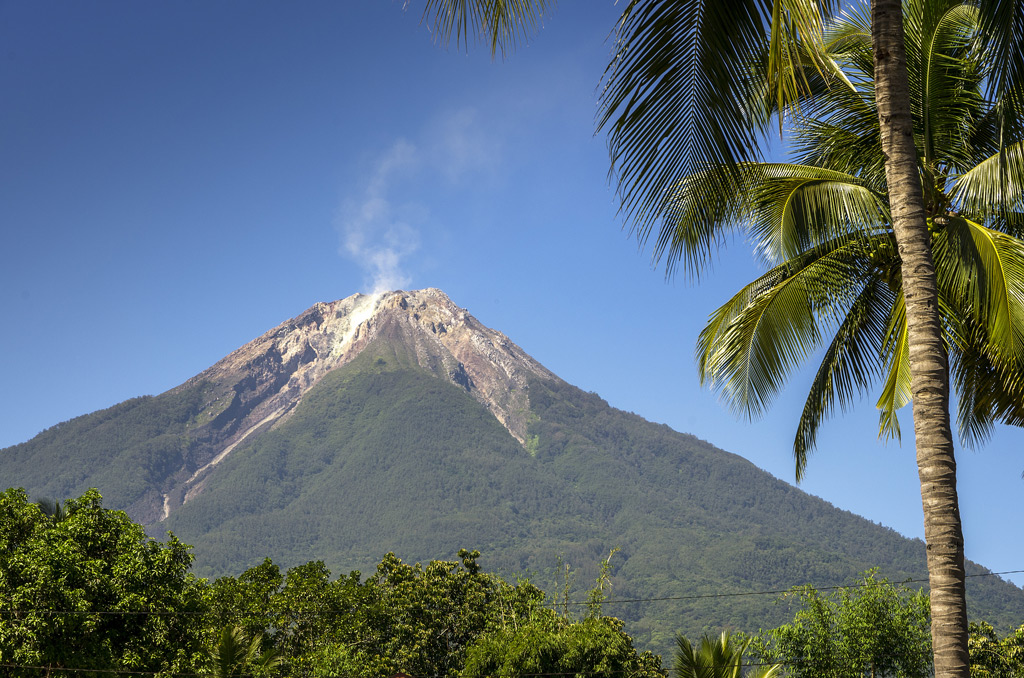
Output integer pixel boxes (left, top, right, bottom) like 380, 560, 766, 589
163, 343, 588, 578
0, 488, 662, 678
0, 382, 217, 511
157, 349, 1024, 657
522, 378, 1024, 649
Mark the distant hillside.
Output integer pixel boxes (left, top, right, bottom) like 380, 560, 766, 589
2, 289, 1021, 658
0, 381, 219, 517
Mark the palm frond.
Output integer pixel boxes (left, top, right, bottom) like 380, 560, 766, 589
949, 141, 1024, 220
823, 1, 871, 53
791, 9, 888, 183
654, 166, 749, 279
939, 218, 1024, 369
792, 113, 885, 188
947, 313, 1024, 446
598, 0, 839, 238
794, 276, 893, 480
986, 210, 1024, 239
767, 0, 851, 119
740, 163, 888, 263
204, 625, 283, 678
976, 0, 1024, 140
915, 3, 982, 169
419, 0, 549, 57
655, 162, 887, 277
698, 238, 872, 418
876, 294, 911, 442
675, 631, 761, 678
823, 2, 875, 76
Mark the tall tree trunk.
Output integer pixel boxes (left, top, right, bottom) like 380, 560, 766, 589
870, 1, 969, 677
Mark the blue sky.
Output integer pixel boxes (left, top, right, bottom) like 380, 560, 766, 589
2, 1, 1022, 590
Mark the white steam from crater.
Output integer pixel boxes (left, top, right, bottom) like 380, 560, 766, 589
338, 139, 422, 295
336, 108, 501, 296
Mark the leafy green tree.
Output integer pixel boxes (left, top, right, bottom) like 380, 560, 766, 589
0, 487, 207, 677
750, 571, 932, 678
268, 560, 343, 666
305, 549, 546, 678
461, 610, 665, 678
212, 550, 544, 678
675, 632, 779, 678
969, 622, 1024, 678
206, 557, 284, 643
461, 547, 663, 678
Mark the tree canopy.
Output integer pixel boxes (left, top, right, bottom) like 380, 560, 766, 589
0, 487, 207, 677
751, 571, 933, 678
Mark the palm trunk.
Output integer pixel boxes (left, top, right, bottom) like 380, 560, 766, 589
870, 1, 969, 677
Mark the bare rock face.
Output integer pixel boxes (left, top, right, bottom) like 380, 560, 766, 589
156, 289, 559, 522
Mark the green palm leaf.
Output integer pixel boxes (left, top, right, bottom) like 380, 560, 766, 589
911, 1, 982, 169
655, 163, 887, 277
950, 141, 1024, 221
204, 625, 283, 678
939, 217, 1024, 368
948, 314, 1024, 444
420, 0, 549, 56
976, 0, 1024, 143
740, 163, 888, 263
794, 276, 893, 479
598, 0, 839, 235
654, 166, 748, 279
675, 631, 780, 678
698, 238, 873, 418
876, 294, 911, 442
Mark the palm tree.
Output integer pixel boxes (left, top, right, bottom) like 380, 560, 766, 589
634, 3, 1024, 677
869, 1, 969, 673
675, 632, 780, 678
865, 4, 1024, 672
202, 625, 284, 678
34, 497, 67, 523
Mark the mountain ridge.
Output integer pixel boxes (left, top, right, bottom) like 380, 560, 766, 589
2, 289, 557, 524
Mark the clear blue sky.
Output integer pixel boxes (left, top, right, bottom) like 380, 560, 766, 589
2, 1, 1022, 590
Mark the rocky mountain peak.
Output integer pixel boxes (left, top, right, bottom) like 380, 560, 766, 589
158, 289, 559, 521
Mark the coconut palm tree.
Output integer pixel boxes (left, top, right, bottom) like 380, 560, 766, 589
34, 497, 67, 524
675, 631, 781, 678
202, 625, 284, 678
640, 2, 1024, 676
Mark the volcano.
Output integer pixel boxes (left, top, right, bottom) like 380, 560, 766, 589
3, 288, 1021, 653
